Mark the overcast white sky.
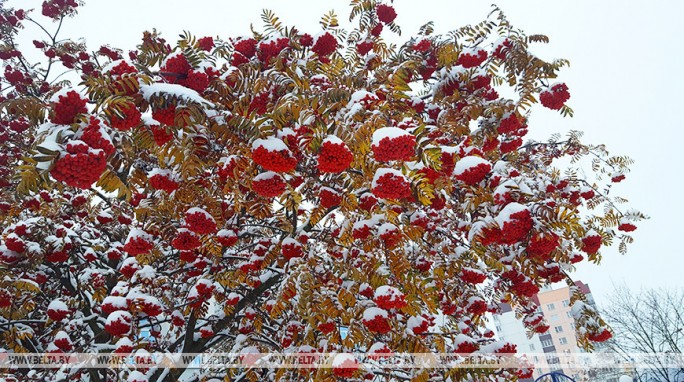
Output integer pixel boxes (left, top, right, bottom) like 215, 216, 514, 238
10, 0, 684, 308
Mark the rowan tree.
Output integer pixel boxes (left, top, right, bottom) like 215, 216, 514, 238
0, 1, 646, 381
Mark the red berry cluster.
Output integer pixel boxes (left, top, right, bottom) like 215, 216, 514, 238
502, 270, 540, 298
299, 34, 313, 47
466, 298, 488, 315
161, 54, 191, 83
499, 209, 533, 245
569, 253, 584, 264
319, 188, 342, 208
152, 105, 176, 126
51, 142, 108, 189
172, 229, 201, 250
495, 342, 517, 354
5, 235, 25, 253
317, 139, 353, 173
42, 0, 78, 19
258, 38, 290, 64
580, 189, 595, 200
359, 193, 378, 211
252, 173, 286, 198
409, 316, 430, 335
281, 240, 303, 260
252, 146, 297, 173
380, 228, 402, 249
540, 83, 571, 110
500, 137, 523, 154
460, 268, 487, 284
47, 303, 69, 321
332, 356, 358, 378
376, 4, 397, 24
109, 61, 137, 76
46, 251, 69, 263
372, 134, 416, 162
225, 293, 241, 306
455, 339, 479, 354
248, 91, 270, 115
363, 314, 392, 334
150, 125, 174, 146
527, 232, 560, 261
493, 38, 512, 60
612, 174, 626, 183
149, 173, 179, 193
352, 223, 371, 240
410, 213, 429, 230
414, 256, 432, 272
457, 49, 488, 68
199, 327, 214, 339
581, 233, 602, 254
455, 161, 491, 186
123, 235, 153, 256
105, 311, 132, 336
317, 321, 336, 334
107, 61, 138, 95
371, 23, 383, 37
51, 91, 87, 125
179, 251, 197, 263
53, 333, 73, 351
356, 41, 374, 55
618, 221, 637, 232
109, 102, 141, 131
114, 339, 134, 354
367, 343, 393, 361
413, 39, 431, 53
97, 213, 114, 224
234, 38, 257, 58
98, 46, 121, 61
374, 287, 407, 310
312, 32, 338, 57
159, 54, 210, 93
497, 113, 523, 135
197, 36, 214, 51
218, 158, 238, 181
217, 230, 238, 247
119, 259, 140, 278
100, 297, 129, 315
482, 137, 500, 153
184, 209, 217, 235
372, 172, 412, 200
4, 66, 31, 87
524, 314, 544, 327
80, 117, 115, 156
183, 70, 210, 93
587, 328, 612, 342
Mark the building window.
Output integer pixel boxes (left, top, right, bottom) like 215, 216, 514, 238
562, 299, 570, 307
551, 314, 559, 322
559, 337, 568, 345
542, 339, 553, 347
554, 325, 564, 333
566, 311, 572, 318
529, 344, 535, 351
547, 303, 556, 311
496, 325, 501, 332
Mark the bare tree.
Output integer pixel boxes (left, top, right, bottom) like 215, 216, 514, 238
603, 286, 684, 382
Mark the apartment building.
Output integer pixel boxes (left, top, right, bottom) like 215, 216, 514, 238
492, 281, 625, 381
